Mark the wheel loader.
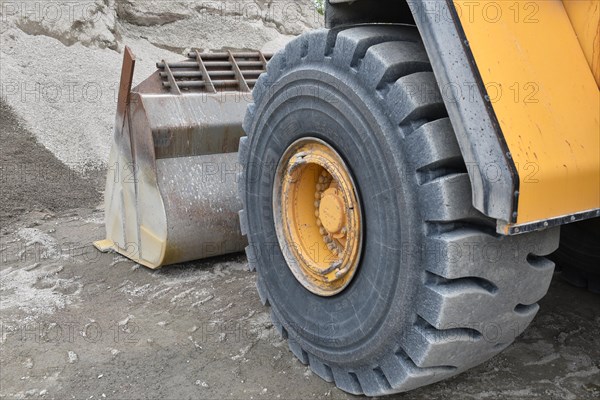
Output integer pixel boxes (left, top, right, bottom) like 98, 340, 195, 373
95, 0, 600, 395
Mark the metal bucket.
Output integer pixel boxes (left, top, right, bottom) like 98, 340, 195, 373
94, 47, 270, 268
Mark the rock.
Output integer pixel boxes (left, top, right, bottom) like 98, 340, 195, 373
67, 351, 78, 363
0, 0, 322, 173
23, 358, 34, 369
6, 0, 119, 49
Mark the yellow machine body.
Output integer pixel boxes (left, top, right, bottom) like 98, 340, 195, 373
454, 0, 600, 231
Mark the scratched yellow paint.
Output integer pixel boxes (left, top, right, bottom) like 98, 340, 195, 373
453, 0, 600, 225
562, 0, 600, 88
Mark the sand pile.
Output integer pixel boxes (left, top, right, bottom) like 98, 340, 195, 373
0, 0, 322, 172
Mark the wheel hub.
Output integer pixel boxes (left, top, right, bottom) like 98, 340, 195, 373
319, 188, 346, 235
273, 138, 363, 296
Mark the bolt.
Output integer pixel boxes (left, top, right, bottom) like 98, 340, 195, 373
314, 210, 319, 217
314, 201, 320, 208
319, 227, 326, 235
335, 269, 346, 279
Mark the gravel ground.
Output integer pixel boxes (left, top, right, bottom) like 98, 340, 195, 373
1, 99, 599, 399
0, 102, 101, 226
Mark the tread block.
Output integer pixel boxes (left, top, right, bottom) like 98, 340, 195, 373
245, 245, 257, 272
242, 103, 257, 136
331, 368, 363, 395
418, 282, 498, 328
266, 52, 286, 77
417, 282, 540, 344
402, 320, 498, 369
421, 173, 489, 223
270, 309, 288, 339
356, 367, 393, 397
332, 25, 418, 68
288, 338, 309, 364
308, 354, 334, 382
406, 118, 462, 172
238, 210, 248, 236
284, 35, 310, 64
528, 227, 561, 256
238, 136, 249, 164
385, 71, 445, 126
380, 352, 455, 393
359, 41, 430, 91
423, 229, 557, 303
424, 229, 514, 281
255, 275, 269, 305
237, 171, 246, 205
304, 29, 331, 61
517, 263, 554, 306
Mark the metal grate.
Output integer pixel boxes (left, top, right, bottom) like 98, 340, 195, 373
156, 50, 272, 94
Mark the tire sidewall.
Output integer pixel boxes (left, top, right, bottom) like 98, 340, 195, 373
244, 66, 423, 366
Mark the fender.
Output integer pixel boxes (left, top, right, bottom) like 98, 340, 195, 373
326, 0, 600, 234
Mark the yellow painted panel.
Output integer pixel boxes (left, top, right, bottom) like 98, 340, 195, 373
454, 0, 600, 224
562, 0, 600, 88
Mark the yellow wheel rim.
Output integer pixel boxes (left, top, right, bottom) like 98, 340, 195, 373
273, 138, 363, 296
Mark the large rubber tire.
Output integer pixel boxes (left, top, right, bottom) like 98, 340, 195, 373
552, 218, 600, 294
238, 25, 560, 396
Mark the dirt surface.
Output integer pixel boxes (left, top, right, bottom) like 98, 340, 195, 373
0, 208, 599, 400
1, 94, 599, 399
0, 102, 102, 226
